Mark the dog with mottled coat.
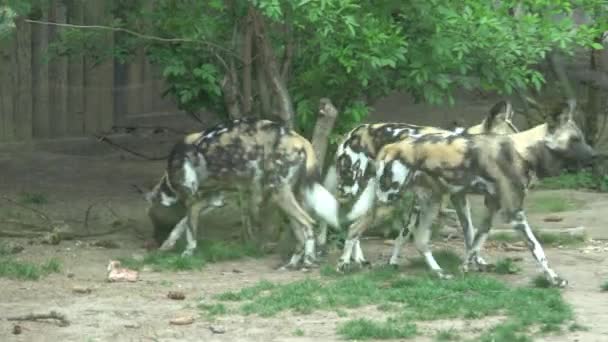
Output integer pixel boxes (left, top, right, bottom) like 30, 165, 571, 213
320, 101, 518, 269
364, 100, 594, 287
145, 118, 340, 269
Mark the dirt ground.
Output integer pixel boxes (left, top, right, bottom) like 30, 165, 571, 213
1, 128, 608, 342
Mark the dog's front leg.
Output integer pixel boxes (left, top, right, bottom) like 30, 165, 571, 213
510, 210, 567, 287
337, 210, 375, 272
450, 194, 488, 266
159, 217, 188, 251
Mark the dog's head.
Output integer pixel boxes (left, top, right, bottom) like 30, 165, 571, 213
544, 100, 596, 168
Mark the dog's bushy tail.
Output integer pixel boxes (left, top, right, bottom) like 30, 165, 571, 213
299, 138, 340, 228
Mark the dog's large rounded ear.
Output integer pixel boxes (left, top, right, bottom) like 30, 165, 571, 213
484, 100, 508, 130
547, 100, 573, 130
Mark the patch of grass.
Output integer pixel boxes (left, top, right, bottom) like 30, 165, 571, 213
118, 239, 265, 271
18, 191, 49, 205
0, 257, 62, 280
536, 231, 586, 247
213, 267, 572, 339
537, 171, 596, 191
293, 328, 305, 336
337, 317, 417, 340
494, 258, 522, 275
477, 322, 533, 342
531, 275, 552, 288
407, 249, 462, 275
435, 328, 460, 341
0, 244, 9, 257
568, 322, 590, 332
489, 232, 519, 243
600, 280, 608, 292
526, 195, 583, 213
198, 303, 227, 316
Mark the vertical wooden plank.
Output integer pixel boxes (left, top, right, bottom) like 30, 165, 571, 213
48, 1, 69, 137
67, 0, 85, 135
14, 18, 33, 140
97, 9, 114, 132
83, 1, 100, 133
126, 49, 145, 117
32, 9, 50, 139
1, 34, 16, 141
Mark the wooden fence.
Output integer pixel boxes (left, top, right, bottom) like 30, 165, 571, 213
0, 1, 178, 142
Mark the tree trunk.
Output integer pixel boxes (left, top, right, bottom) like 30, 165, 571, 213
241, 9, 254, 116
585, 37, 604, 146
311, 98, 339, 171
252, 10, 295, 128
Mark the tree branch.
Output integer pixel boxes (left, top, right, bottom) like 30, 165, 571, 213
241, 8, 254, 115
311, 98, 339, 171
24, 19, 241, 61
252, 10, 295, 127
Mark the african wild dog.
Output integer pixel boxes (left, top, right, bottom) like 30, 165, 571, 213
368, 100, 595, 286
320, 101, 518, 267
144, 118, 340, 269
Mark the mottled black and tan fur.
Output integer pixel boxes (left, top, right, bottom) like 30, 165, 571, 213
321, 101, 518, 265
366, 100, 595, 286
145, 118, 340, 269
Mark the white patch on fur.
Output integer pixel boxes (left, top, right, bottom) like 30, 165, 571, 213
346, 179, 376, 221
376, 160, 410, 203
471, 176, 495, 195
391, 127, 412, 136
323, 165, 338, 193
304, 182, 340, 228
160, 192, 178, 206
452, 127, 465, 134
183, 160, 199, 195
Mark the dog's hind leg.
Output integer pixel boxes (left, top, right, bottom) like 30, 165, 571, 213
450, 194, 487, 266
411, 192, 449, 279
388, 200, 419, 266
273, 186, 317, 269
462, 196, 499, 272
510, 209, 567, 287
316, 165, 338, 257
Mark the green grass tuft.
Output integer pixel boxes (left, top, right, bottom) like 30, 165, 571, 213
536, 231, 586, 247
118, 239, 264, 271
477, 322, 533, 342
407, 249, 463, 275
494, 258, 522, 275
337, 317, 417, 340
18, 192, 49, 205
536, 171, 597, 191
531, 275, 552, 289
435, 328, 460, 341
0, 257, 62, 280
601, 280, 608, 292
568, 322, 590, 332
198, 303, 227, 316
526, 195, 583, 213
293, 328, 305, 336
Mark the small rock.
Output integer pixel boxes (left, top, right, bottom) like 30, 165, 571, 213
67, 272, 75, 279
209, 325, 226, 334
544, 216, 564, 222
143, 240, 159, 251
169, 315, 194, 325
232, 269, 243, 274
41, 232, 61, 245
124, 323, 140, 329
91, 240, 120, 249
9, 244, 24, 254
12, 325, 22, 335
383, 239, 395, 246
167, 291, 186, 300
72, 286, 92, 294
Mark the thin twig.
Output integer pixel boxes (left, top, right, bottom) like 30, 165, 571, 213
6, 311, 70, 327
0, 196, 53, 224
24, 19, 239, 59
93, 134, 168, 161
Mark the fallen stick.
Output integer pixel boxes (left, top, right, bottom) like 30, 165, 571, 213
6, 311, 70, 327
0, 196, 53, 224
93, 134, 168, 161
